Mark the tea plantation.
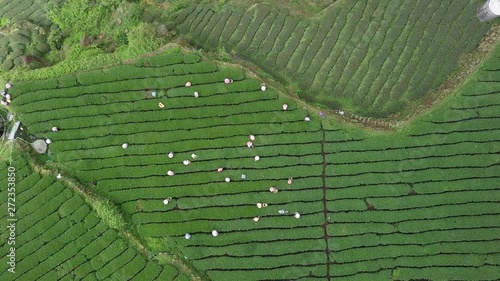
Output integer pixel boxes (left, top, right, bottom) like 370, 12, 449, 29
0, 151, 189, 281
169, 0, 491, 116
322, 49, 500, 279
0, 0, 54, 71
0, 0, 52, 27
4, 46, 499, 280
9, 50, 325, 280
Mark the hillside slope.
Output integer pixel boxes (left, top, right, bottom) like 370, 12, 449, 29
169, 0, 491, 117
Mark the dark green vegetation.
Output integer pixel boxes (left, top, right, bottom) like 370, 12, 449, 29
0, 150, 189, 280
0, 0, 55, 71
7, 46, 500, 279
169, 0, 492, 117
0, 0, 52, 27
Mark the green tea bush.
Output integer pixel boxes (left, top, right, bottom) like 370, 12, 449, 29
2, 58, 13, 71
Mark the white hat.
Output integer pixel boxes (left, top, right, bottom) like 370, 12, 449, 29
212, 230, 219, 237
121, 143, 128, 148
254, 156, 260, 161
168, 152, 174, 158
167, 170, 174, 176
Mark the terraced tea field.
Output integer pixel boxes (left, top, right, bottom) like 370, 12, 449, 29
0, 0, 54, 71
169, 0, 491, 116
322, 51, 500, 279
0, 151, 189, 281
0, 0, 52, 27
6, 46, 499, 280
9, 50, 326, 280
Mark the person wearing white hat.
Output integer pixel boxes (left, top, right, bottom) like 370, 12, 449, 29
168, 152, 174, 158
163, 197, 172, 205
167, 170, 174, 176
256, 203, 268, 208
212, 230, 219, 237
